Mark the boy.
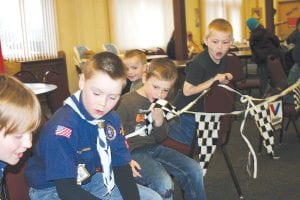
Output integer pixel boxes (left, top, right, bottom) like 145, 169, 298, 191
170, 18, 233, 146
123, 49, 148, 92
0, 75, 41, 199
25, 52, 161, 200
117, 58, 206, 200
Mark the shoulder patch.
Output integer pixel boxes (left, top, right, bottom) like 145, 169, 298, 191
55, 125, 72, 138
106, 124, 117, 140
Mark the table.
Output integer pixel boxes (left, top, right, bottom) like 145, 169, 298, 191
233, 50, 254, 77
24, 83, 57, 95
146, 54, 168, 61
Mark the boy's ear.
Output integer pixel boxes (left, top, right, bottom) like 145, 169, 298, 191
203, 37, 208, 46
142, 72, 147, 84
78, 73, 85, 90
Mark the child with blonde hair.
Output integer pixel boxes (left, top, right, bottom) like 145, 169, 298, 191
117, 58, 206, 200
123, 49, 148, 92
0, 75, 41, 198
171, 18, 234, 146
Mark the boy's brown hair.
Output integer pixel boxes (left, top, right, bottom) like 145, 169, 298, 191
145, 58, 177, 82
205, 18, 233, 40
123, 49, 147, 65
82, 51, 127, 87
0, 75, 41, 135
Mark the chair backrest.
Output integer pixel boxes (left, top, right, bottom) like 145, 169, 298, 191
13, 70, 38, 83
203, 83, 235, 146
225, 53, 246, 82
43, 70, 70, 113
102, 43, 120, 55
266, 55, 288, 89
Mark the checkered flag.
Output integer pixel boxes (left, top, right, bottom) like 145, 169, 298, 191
249, 101, 276, 157
126, 99, 179, 138
293, 83, 300, 111
195, 112, 221, 175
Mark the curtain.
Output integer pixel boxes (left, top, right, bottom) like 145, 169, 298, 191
0, 41, 4, 74
110, 0, 174, 51
0, 0, 58, 61
204, 0, 243, 42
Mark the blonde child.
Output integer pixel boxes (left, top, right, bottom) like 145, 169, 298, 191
0, 75, 41, 198
171, 18, 234, 146
117, 58, 206, 200
123, 49, 148, 92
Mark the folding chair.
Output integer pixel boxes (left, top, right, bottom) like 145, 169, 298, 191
264, 55, 299, 145
13, 71, 38, 83
102, 43, 120, 55
43, 70, 70, 113
226, 53, 261, 95
190, 83, 244, 199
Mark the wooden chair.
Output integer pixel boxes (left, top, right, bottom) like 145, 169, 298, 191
43, 70, 70, 113
13, 71, 38, 83
226, 53, 261, 95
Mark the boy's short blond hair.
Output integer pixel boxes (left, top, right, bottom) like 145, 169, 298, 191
205, 18, 233, 40
124, 49, 147, 65
0, 75, 41, 135
145, 58, 177, 82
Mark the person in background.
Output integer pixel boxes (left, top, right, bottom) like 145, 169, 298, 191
287, 19, 300, 86
0, 75, 41, 199
187, 31, 203, 58
117, 58, 206, 200
166, 31, 176, 60
169, 18, 233, 146
25, 52, 161, 200
123, 49, 148, 92
286, 17, 300, 45
246, 17, 283, 95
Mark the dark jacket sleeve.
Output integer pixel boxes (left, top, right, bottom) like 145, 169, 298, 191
55, 178, 99, 200
113, 164, 140, 200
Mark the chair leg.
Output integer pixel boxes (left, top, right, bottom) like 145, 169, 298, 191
291, 119, 300, 138
258, 135, 263, 153
220, 146, 244, 199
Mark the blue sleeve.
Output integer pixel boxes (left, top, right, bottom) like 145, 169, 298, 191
41, 122, 79, 181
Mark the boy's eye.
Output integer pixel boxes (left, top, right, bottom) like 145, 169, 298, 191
153, 85, 159, 89
109, 95, 119, 100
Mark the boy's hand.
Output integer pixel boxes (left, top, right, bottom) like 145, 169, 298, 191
130, 160, 142, 177
214, 73, 233, 84
151, 108, 164, 127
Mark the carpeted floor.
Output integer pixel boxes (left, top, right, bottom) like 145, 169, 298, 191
203, 115, 300, 200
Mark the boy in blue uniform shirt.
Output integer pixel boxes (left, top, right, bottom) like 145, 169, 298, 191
0, 75, 41, 199
25, 52, 161, 200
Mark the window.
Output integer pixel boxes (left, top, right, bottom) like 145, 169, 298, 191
204, 0, 243, 42
110, 0, 174, 51
0, 0, 58, 61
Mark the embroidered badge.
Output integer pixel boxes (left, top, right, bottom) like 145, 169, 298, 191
106, 124, 116, 140
77, 164, 90, 185
55, 125, 72, 138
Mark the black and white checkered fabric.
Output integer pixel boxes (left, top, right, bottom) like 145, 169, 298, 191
293, 84, 300, 111
249, 101, 275, 157
143, 99, 178, 135
195, 112, 221, 175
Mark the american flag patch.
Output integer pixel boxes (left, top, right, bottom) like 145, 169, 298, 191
55, 125, 72, 138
